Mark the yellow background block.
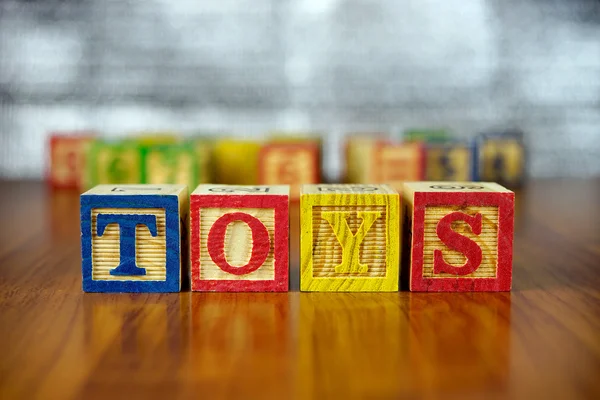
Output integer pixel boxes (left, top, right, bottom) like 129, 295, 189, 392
427, 146, 472, 181
300, 184, 400, 292
144, 149, 195, 188
213, 139, 262, 184
480, 138, 525, 183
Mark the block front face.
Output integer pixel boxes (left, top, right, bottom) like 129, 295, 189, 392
191, 185, 289, 292
91, 208, 167, 281
81, 185, 186, 292
259, 144, 319, 199
312, 205, 387, 278
422, 205, 498, 279
404, 182, 514, 292
144, 147, 196, 188
374, 142, 424, 182
89, 144, 142, 186
480, 138, 525, 186
426, 145, 473, 181
199, 208, 275, 281
49, 136, 93, 189
300, 184, 400, 292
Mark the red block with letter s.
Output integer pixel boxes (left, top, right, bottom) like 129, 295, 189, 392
190, 185, 289, 292
402, 182, 514, 291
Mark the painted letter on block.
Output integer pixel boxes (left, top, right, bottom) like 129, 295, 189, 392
191, 185, 289, 292
300, 184, 400, 292
96, 213, 158, 276
321, 211, 382, 274
402, 181, 514, 292
81, 184, 188, 292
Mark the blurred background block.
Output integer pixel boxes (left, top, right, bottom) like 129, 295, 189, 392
0, 0, 599, 181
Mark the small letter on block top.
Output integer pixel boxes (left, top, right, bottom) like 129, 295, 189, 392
300, 184, 400, 292
190, 185, 290, 292
80, 184, 188, 292
402, 182, 514, 292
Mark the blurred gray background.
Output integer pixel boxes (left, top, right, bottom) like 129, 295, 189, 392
0, 0, 599, 181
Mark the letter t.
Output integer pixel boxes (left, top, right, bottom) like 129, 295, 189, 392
97, 214, 158, 276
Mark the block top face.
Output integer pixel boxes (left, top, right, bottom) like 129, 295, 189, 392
403, 181, 512, 194
302, 184, 397, 195
192, 184, 289, 196
82, 184, 187, 196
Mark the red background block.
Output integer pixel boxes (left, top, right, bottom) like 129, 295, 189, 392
258, 143, 320, 201
48, 133, 95, 189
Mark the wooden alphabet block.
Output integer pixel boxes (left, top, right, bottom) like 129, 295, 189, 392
403, 129, 451, 143
47, 133, 95, 189
143, 141, 212, 189
401, 182, 514, 292
85, 140, 143, 188
344, 134, 384, 183
373, 141, 425, 182
258, 143, 320, 200
213, 139, 262, 184
426, 142, 477, 181
190, 185, 289, 292
477, 132, 525, 188
81, 184, 188, 292
300, 184, 400, 292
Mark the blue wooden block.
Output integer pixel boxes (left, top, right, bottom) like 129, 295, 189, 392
81, 184, 188, 292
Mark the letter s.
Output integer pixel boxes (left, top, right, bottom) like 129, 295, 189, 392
433, 212, 483, 275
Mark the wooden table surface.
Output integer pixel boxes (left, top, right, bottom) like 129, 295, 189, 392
0, 180, 599, 399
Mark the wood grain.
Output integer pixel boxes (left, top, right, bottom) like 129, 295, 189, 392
199, 207, 275, 281
0, 180, 599, 399
300, 184, 399, 292
190, 185, 289, 292
311, 205, 387, 277
403, 181, 514, 291
422, 205, 499, 278
91, 207, 167, 281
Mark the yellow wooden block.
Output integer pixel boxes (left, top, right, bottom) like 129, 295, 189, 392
213, 139, 262, 184
344, 135, 380, 183
479, 138, 525, 186
300, 184, 400, 292
426, 144, 475, 181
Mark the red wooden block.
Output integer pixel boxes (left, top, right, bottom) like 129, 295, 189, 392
402, 182, 514, 292
48, 133, 95, 189
190, 185, 289, 292
258, 143, 320, 200
373, 141, 426, 182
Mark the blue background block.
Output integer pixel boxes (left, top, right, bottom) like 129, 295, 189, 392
81, 193, 181, 292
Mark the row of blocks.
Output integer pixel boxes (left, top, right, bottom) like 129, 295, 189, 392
81, 182, 514, 292
345, 134, 525, 186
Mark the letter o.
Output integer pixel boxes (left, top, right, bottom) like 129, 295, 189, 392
207, 212, 270, 275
